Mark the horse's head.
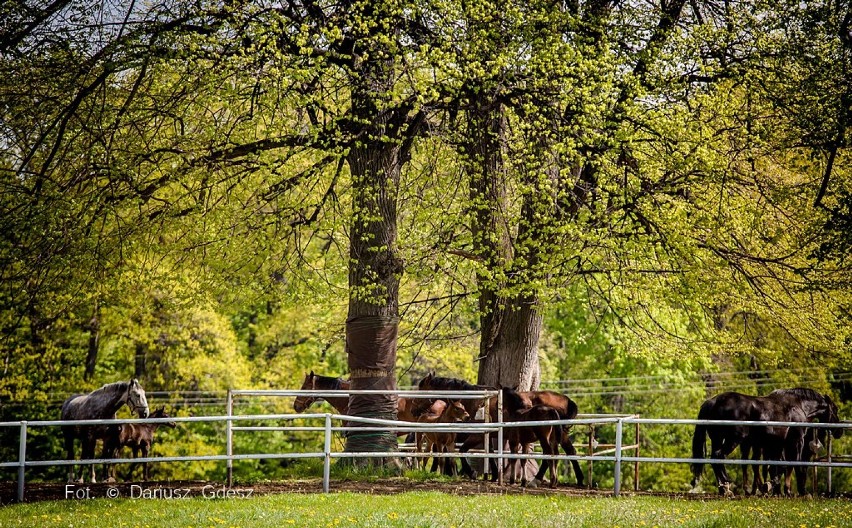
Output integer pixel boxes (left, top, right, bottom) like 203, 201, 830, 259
417, 372, 434, 390
127, 379, 149, 418
444, 400, 469, 422
823, 395, 843, 438
293, 371, 318, 413
150, 406, 177, 428
500, 385, 524, 413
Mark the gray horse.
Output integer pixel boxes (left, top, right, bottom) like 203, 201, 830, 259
61, 379, 149, 483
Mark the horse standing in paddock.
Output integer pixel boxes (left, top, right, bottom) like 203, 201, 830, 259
293, 370, 430, 450
418, 400, 469, 475
501, 387, 561, 488
293, 372, 351, 414
419, 374, 583, 486
481, 385, 585, 486
417, 372, 492, 418
61, 379, 150, 483
690, 388, 841, 496
767, 389, 841, 495
103, 407, 177, 481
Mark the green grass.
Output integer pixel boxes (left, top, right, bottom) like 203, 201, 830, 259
2, 492, 852, 528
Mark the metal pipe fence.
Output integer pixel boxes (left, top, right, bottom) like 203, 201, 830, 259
2, 389, 851, 502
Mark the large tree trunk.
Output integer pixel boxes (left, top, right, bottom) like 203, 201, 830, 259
466, 99, 543, 391
342, 71, 406, 462
477, 296, 542, 390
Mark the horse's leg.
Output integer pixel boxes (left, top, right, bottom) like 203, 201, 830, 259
507, 441, 518, 486
414, 432, 424, 469
740, 442, 751, 495
709, 434, 739, 495
529, 428, 555, 488
446, 435, 457, 477
750, 445, 764, 495
142, 445, 150, 481
102, 438, 115, 483
126, 446, 139, 481
559, 426, 585, 486
457, 435, 481, 480
81, 436, 97, 484
784, 431, 805, 496
63, 430, 77, 483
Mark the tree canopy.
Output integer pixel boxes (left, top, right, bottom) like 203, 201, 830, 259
1, 0, 850, 410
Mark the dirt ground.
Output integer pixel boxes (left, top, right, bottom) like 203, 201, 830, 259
0, 478, 628, 504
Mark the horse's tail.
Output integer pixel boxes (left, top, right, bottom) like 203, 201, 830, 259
691, 422, 707, 483
691, 401, 712, 486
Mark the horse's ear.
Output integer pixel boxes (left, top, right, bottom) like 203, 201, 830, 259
130, 378, 139, 388
309, 370, 315, 377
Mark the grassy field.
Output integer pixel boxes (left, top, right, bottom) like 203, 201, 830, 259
1, 491, 851, 528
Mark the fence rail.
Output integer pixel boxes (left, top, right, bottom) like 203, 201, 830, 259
3, 388, 851, 502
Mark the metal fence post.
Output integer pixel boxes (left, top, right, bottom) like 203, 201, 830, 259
497, 389, 503, 486
483, 395, 491, 480
613, 418, 623, 497
323, 414, 332, 493
17, 421, 27, 502
587, 425, 594, 488
828, 433, 833, 494
226, 389, 233, 487
634, 418, 640, 491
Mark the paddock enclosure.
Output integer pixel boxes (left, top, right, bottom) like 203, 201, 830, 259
2, 386, 852, 503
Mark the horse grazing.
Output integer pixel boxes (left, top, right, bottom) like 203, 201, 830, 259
103, 407, 177, 481
61, 379, 149, 483
419, 400, 469, 475
501, 387, 561, 488
690, 388, 840, 496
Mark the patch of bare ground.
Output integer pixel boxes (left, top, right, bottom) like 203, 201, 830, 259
0, 479, 631, 504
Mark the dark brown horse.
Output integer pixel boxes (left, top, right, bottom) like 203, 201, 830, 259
418, 374, 584, 486
491, 387, 585, 486
691, 388, 841, 496
103, 407, 177, 481
501, 387, 561, 488
293, 371, 351, 414
417, 372, 493, 418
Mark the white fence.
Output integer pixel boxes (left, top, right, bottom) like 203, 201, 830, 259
2, 388, 851, 502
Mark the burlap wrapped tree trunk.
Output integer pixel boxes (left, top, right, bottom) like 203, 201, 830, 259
343, 316, 400, 464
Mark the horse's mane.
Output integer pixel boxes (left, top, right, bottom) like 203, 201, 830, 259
771, 387, 824, 401
314, 374, 346, 389
92, 380, 131, 395
419, 374, 492, 391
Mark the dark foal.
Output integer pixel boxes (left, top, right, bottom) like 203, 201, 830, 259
104, 407, 176, 481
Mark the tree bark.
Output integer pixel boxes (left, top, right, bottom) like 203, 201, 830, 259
466, 98, 543, 391
341, 54, 406, 461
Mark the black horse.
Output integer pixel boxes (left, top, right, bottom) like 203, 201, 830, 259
690, 388, 840, 495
